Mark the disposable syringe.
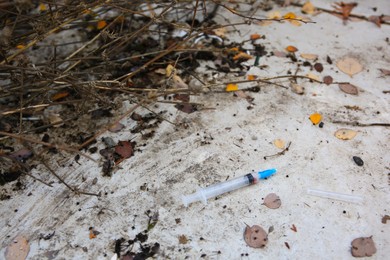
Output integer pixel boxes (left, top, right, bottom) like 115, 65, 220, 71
182, 168, 277, 207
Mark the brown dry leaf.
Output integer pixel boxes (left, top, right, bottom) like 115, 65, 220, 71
115, 141, 133, 159
379, 68, 390, 76
5, 235, 30, 260
175, 103, 197, 114
301, 1, 316, 15
351, 236, 376, 257
178, 235, 188, 244
233, 52, 253, 61
173, 94, 190, 102
334, 128, 357, 140
300, 53, 318, 60
368, 16, 382, 27
244, 225, 268, 248
286, 45, 298, 52
263, 193, 281, 209
273, 139, 285, 149
250, 33, 262, 40
382, 215, 390, 224
171, 74, 188, 89
336, 57, 363, 77
332, 2, 358, 21
339, 83, 358, 95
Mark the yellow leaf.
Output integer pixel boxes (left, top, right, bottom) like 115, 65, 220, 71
273, 139, 285, 149
39, 3, 47, 11
166, 64, 175, 77
268, 11, 281, 19
334, 129, 357, 140
97, 20, 107, 30
229, 47, 240, 52
16, 44, 25, 49
226, 83, 239, 92
283, 12, 296, 19
336, 57, 363, 77
309, 113, 322, 125
302, 2, 316, 14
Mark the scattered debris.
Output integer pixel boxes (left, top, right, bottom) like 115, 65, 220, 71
244, 225, 268, 248
323, 76, 333, 85
263, 193, 282, 209
284, 241, 291, 249
334, 128, 357, 140
290, 224, 297, 232
352, 156, 364, 166
264, 142, 291, 160
273, 139, 285, 149
351, 236, 376, 257
178, 235, 188, 244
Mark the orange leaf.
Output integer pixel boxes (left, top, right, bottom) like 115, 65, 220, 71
283, 12, 296, 19
247, 75, 257, 80
250, 34, 261, 40
51, 91, 69, 101
286, 45, 298, 52
233, 52, 252, 61
97, 20, 107, 30
89, 231, 97, 239
16, 44, 25, 49
309, 113, 322, 125
226, 83, 239, 92
229, 47, 239, 52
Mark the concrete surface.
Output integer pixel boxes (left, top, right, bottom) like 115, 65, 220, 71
1, 0, 389, 259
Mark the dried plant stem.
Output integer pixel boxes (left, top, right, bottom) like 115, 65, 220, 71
0, 131, 95, 161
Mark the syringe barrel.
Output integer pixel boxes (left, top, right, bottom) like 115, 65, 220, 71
199, 173, 258, 201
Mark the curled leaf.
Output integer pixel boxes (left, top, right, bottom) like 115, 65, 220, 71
244, 225, 268, 248
334, 128, 357, 140
336, 57, 363, 77
339, 83, 358, 95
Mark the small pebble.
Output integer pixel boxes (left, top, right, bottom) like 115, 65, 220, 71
353, 156, 364, 166
319, 122, 324, 128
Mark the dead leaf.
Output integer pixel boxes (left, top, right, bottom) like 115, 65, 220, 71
173, 94, 190, 102
263, 193, 281, 209
226, 83, 239, 92
290, 83, 304, 94
175, 103, 197, 114
247, 74, 257, 80
290, 224, 297, 232
115, 141, 133, 159
368, 16, 382, 27
89, 228, 100, 239
178, 235, 188, 244
50, 91, 69, 101
339, 83, 358, 95
273, 139, 285, 149
97, 20, 107, 30
379, 68, 390, 76
351, 236, 376, 257
334, 128, 357, 140
244, 225, 268, 248
212, 27, 227, 38
286, 45, 298, 52
307, 72, 320, 81
250, 33, 262, 40
302, 1, 316, 15
233, 52, 253, 61
323, 76, 333, 85
300, 53, 318, 60
309, 113, 322, 125
109, 122, 125, 133
5, 235, 30, 260
336, 57, 363, 77
314, 63, 323, 73
332, 2, 358, 22
381, 215, 390, 224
